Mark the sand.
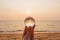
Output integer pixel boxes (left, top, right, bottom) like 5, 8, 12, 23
0, 32, 60, 40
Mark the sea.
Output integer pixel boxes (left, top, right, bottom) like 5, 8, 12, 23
0, 20, 60, 33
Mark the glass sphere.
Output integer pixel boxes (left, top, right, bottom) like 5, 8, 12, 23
24, 17, 35, 27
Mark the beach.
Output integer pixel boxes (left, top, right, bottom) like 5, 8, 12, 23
0, 32, 60, 40
0, 21, 60, 40
0, 0, 60, 40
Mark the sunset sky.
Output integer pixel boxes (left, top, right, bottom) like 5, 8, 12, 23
0, 0, 60, 20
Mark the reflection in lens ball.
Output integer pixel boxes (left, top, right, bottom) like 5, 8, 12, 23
24, 17, 35, 27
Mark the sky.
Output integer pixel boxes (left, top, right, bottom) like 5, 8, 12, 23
0, 0, 60, 20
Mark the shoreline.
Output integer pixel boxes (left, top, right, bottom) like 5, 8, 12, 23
0, 31, 60, 34
0, 31, 60, 40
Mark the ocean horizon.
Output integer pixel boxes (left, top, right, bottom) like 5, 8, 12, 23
0, 20, 60, 32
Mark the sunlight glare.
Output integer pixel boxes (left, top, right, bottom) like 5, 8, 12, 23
26, 10, 30, 15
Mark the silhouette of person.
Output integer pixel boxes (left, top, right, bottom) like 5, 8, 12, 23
23, 17, 35, 40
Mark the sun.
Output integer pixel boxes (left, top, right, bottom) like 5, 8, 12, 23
26, 10, 30, 14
